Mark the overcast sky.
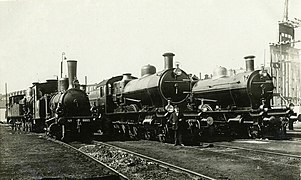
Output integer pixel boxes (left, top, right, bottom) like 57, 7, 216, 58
0, 0, 301, 94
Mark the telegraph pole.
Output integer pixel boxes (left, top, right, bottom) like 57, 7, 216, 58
61, 52, 66, 78
5, 83, 8, 123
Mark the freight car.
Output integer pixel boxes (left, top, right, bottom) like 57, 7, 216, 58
6, 90, 26, 131
23, 60, 94, 141
186, 56, 295, 139
88, 53, 192, 142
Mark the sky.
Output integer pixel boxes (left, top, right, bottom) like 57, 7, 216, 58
0, 0, 301, 94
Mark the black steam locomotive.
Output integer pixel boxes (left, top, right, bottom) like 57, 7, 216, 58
186, 56, 295, 139
22, 60, 94, 141
7, 52, 295, 143
88, 53, 191, 142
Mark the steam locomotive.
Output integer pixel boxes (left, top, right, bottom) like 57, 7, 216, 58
6, 52, 295, 143
21, 60, 94, 141
186, 56, 295, 139
88, 53, 191, 142
6, 90, 26, 130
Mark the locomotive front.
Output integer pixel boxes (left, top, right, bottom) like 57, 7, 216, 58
190, 56, 294, 138
47, 60, 93, 141
192, 56, 274, 110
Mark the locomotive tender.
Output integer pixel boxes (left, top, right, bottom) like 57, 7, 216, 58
22, 60, 94, 141
187, 56, 295, 138
88, 53, 191, 142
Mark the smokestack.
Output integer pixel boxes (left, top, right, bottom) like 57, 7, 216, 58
244, 55, 255, 72
67, 60, 77, 89
163, 53, 175, 70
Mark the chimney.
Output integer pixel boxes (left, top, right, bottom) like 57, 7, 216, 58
67, 60, 77, 89
244, 55, 255, 72
163, 53, 175, 70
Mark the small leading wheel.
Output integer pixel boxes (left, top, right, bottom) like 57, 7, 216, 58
158, 126, 168, 143
48, 123, 62, 140
158, 134, 166, 143
247, 124, 260, 139
144, 131, 152, 140
129, 126, 138, 140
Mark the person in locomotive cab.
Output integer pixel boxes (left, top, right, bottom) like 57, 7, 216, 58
168, 106, 184, 146
73, 79, 80, 89
90, 102, 98, 118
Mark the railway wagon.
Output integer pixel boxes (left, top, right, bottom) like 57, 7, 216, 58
88, 53, 192, 142
186, 55, 295, 139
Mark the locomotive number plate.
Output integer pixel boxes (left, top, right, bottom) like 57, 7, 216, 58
82, 119, 90, 122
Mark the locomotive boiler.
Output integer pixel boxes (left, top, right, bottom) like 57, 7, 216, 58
88, 53, 191, 142
122, 53, 190, 107
187, 56, 295, 139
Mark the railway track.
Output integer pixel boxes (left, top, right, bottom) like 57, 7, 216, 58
47, 137, 216, 180
187, 141, 301, 168
214, 143, 301, 159
45, 137, 128, 180
95, 139, 301, 179
93, 141, 216, 180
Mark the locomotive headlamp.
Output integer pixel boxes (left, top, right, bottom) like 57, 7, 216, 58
198, 105, 202, 110
259, 65, 268, 78
288, 103, 295, 111
173, 62, 182, 76
165, 100, 174, 113
198, 105, 208, 112
165, 104, 174, 113
207, 117, 214, 125
259, 104, 268, 112
259, 69, 268, 78
215, 105, 220, 110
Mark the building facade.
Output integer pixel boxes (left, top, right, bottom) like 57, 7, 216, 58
270, 21, 301, 106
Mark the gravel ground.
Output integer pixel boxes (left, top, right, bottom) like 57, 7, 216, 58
79, 144, 197, 180
0, 124, 119, 179
105, 140, 301, 180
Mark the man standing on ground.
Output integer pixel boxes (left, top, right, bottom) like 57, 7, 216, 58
168, 106, 184, 146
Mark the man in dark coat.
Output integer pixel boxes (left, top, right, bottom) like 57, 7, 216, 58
168, 107, 184, 146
